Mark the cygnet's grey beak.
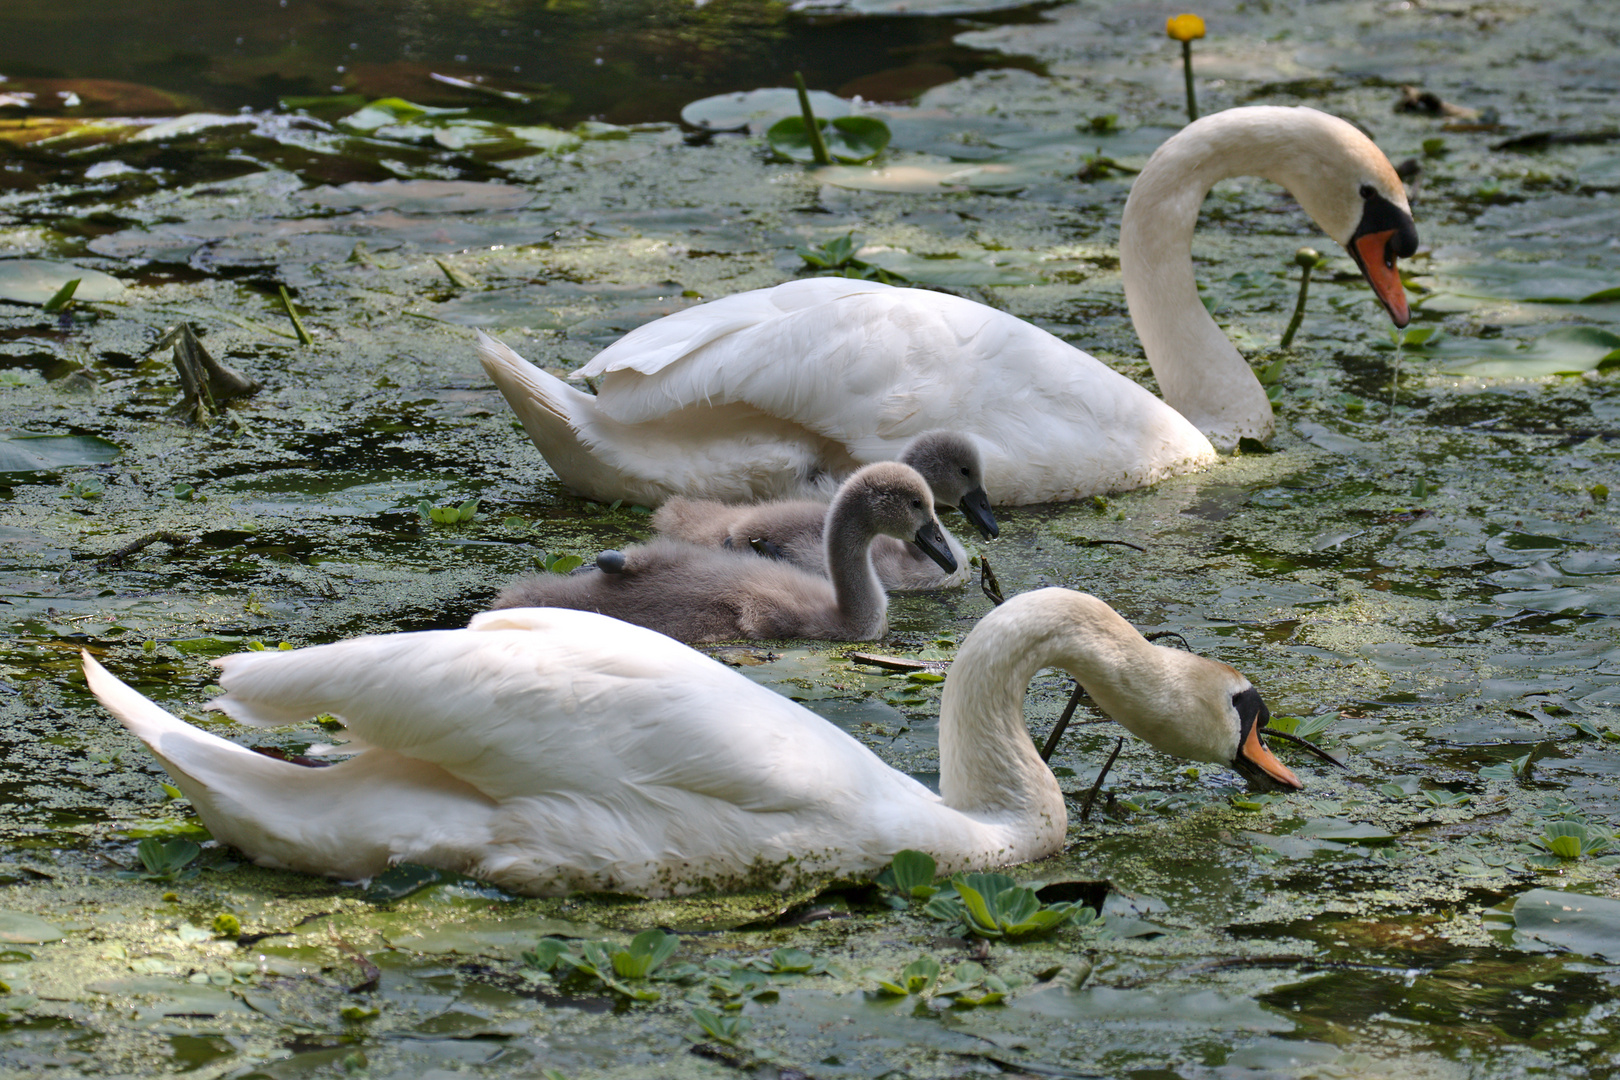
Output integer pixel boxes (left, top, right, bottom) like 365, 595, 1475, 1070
958, 488, 1000, 540
911, 520, 958, 574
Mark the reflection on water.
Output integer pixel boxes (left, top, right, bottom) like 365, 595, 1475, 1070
2, 0, 1045, 124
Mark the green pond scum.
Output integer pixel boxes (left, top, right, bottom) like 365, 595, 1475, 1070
1, 0, 1618, 1075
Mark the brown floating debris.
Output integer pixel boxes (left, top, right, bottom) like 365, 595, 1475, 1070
846, 652, 947, 673
158, 323, 260, 425
95, 530, 191, 569
1395, 85, 1480, 121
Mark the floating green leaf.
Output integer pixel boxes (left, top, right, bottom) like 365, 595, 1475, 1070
522, 930, 696, 1001
0, 260, 125, 306
923, 872, 1096, 939
874, 955, 940, 996
118, 838, 201, 882
1512, 889, 1620, 961
691, 1006, 751, 1045
768, 115, 891, 164
1410, 326, 1620, 378
874, 848, 939, 903
0, 432, 122, 475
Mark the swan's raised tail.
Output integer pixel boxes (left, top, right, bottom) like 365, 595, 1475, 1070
81, 651, 496, 882
474, 331, 635, 502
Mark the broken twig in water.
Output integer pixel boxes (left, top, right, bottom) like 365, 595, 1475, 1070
1079, 737, 1125, 823
1040, 680, 1089, 762
978, 554, 1004, 606
95, 531, 192, 569
277, 286, 314, 345
158, 323, 261, 425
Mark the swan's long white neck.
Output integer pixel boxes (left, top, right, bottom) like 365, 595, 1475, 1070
1121, 107, 1377, 448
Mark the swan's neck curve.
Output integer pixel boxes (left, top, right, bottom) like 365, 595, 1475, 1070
823, 493, 887, 638
1121, 106, 1379, 448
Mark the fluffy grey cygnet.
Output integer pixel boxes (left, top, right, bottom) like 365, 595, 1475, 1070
651, 431, 998, 591
491, 462, 955, 642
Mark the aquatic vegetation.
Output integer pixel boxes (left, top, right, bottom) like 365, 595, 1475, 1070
117, 839, 201, 883
873, 848, 941, 905
1528, 820, 1613, 864
923, 872, 1098, 940
1166, 14, 1206, 122
690, 1007, 751, 1045
521, 930, 697, 1001
417, 497, 481, 525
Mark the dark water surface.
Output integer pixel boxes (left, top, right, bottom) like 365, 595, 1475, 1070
4, 0, 1044, 123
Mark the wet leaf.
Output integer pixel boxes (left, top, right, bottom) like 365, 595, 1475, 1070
1410, 326, 1620, 378
295, 179, 534, 213
1512, 889, 1620, 961
1295, 819, 1397, 844
0, 260, 124, 306
0, 432, 122, 474
857, 250, 1045, 287
680, 87, 850, 134
0, 912, 64, 945
768, 115, 891, 164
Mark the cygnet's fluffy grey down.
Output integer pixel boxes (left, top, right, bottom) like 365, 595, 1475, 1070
650, 431, 999, 591
491, 462, 955, 642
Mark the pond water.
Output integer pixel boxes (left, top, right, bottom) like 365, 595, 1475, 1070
1, 0, 1618, 1077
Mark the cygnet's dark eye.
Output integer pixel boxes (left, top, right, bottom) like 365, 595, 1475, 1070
960, 466, 971, 476
912, 499, 923, 508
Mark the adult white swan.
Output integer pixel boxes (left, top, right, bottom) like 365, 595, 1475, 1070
81, 589, 1303, 897
477, 105, 1417, 506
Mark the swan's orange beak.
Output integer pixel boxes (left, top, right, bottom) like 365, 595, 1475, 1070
1353, 229, 1411, 327
1237, 721, 1303, 791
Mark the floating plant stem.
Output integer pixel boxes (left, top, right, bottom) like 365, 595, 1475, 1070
1279, 247, 1324, 349
1166, 14, 1205, 123
41, 277, 80, 314
277, 285, 314, 346
792, 71, 832, 166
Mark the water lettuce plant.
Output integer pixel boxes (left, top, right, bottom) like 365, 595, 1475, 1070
521, 929, 697, 1001
691, 1007, 751, 1045
874, 848, 940, 905
418, 497, 480, 525
767, 72, 890, 165
923, 872, 1098, 940
118, 838, 201, 883
1529, 821, 1613, 864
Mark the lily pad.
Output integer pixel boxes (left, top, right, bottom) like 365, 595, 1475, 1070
384, 916, 615, 956
1440, 263, 1620, 303
0, 911, 64, 944
294, 179, 534, 213
680, 88, 850, 134
0, 260, 125, 305
1295, 818, 1397, 844
1511, 889, 1620, 961
1411, 327, 1620, 378
0, 432, 122, 474
858, 250, 1045, 287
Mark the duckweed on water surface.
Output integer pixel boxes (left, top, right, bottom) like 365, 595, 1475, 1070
1, 0, 1619, 1074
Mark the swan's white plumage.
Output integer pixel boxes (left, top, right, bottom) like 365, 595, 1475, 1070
477, 106, 1413, 507
82, 590, 1303, 897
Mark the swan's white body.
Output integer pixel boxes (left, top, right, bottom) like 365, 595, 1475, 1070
477, 106, 1414, 506
81, 589, 1301, 897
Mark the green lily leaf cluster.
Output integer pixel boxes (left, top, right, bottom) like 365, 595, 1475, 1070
924, 872, 1098, 940
119, 838, 202, 882
702, 947, 837, 1010
795, 233, 904, 284
690, 1006, 751, 1045
418, 497, 480, 525
872, 957, 1007, 1007
1529, 820, 1614, 865
1479, 751, 1534, 782
521, 929, 698, 1002
768, 115, 890, 164
1264, 713, 1335, 742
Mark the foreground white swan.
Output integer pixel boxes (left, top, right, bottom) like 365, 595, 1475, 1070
81, 589, 1303, 897
478, 105, 1417, 506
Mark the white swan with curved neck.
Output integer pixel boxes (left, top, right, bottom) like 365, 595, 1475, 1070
477, 106, 1416, 506
80, 589, 1303, 897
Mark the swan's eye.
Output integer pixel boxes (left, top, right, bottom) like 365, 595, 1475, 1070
960, 467, 970, 476
1359, 182, 1376, 200
912, 499, 923, 508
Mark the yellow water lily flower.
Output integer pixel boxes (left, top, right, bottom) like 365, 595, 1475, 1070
1166, 13, 1206, 41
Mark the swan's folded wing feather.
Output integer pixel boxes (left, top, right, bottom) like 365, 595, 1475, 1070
208, 609, 921, 814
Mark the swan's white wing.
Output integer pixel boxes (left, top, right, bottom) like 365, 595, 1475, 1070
208, 608, 923, 814
571, 280, 1209, 502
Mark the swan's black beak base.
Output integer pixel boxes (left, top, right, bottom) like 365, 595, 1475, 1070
958, 488, 1000, 540
1230, 687, 1303, 792
912, 521, 958, 574
1347, 186, 1420, 328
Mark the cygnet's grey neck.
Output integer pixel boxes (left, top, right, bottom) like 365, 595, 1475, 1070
823, 486, 887, 638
